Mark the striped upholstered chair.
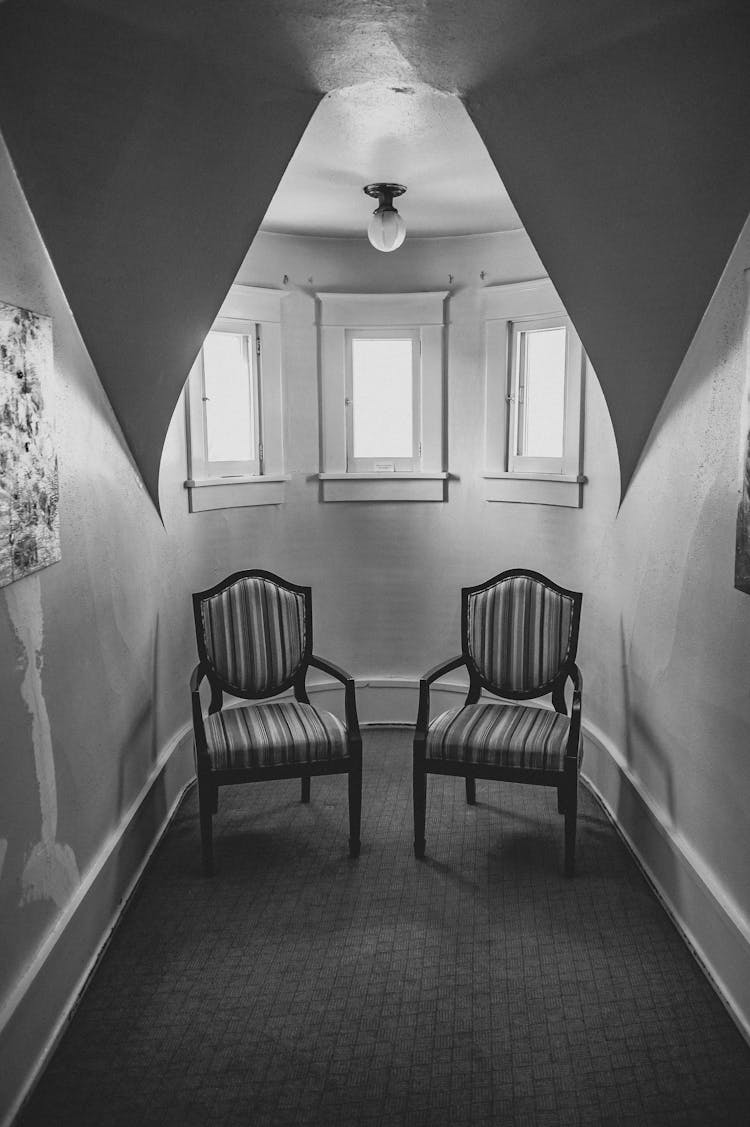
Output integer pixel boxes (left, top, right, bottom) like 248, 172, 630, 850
190, 570, 362, 873
413, 569, 583, 875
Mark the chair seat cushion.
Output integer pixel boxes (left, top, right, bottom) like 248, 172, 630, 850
204, 701, 348, 771
426, 702, 579, 773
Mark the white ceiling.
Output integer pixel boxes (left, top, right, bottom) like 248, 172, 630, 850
260, 83, 522, 239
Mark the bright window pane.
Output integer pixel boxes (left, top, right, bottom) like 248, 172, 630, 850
203, 332, 254, 462
352, 338, 414, 459
518, 326, 566, 458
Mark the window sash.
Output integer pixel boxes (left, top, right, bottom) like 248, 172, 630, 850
344, 328, 421, 472
200, 319, 261, 477
507, 314, 571, 476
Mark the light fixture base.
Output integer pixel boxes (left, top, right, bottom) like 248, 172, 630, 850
364, 183, 406, 203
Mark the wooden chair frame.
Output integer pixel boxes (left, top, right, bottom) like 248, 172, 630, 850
413, 568, 583, 876
190, 569, 362, 873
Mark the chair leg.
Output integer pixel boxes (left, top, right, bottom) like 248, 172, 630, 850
348, 751, 362, 858
301, 776, 311, 804
564, 776, 578, 877
198, 779, 214, 876
465, 777, 476, 806
413, 763, 427, 859
557, 785, 566, 814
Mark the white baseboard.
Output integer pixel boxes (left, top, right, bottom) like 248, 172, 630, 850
303, 674, 468, 725
4, 678, 749, 1125
0, 726, 196, 1127
581, 718, 750, 1046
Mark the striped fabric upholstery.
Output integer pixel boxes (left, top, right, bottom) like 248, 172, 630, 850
466, 576, 574, 693
426, 703, 579, 772
204, 701, 348, 770
199, 577, 306, 694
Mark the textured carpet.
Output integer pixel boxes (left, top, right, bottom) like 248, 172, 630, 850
17, 729, 750, 1126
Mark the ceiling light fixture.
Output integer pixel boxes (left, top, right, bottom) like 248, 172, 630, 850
364, 183, 407, 253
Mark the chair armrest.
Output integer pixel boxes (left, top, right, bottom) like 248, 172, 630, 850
308, 654, 360, 738
566, 662, 583, 761
190, 662, 206, 694
190, 663, 210, 764
416, 655, 467, 736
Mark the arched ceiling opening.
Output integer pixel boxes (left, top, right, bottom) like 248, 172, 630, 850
261, 84, 523, 238
0, 0, 749, 511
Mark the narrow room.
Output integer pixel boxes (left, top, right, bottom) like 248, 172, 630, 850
2, 2, 750, 1124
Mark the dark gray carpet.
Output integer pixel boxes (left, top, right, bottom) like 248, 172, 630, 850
17, 729, 750, 1126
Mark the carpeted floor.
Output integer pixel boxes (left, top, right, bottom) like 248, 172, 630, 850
17, 729, 750, 1126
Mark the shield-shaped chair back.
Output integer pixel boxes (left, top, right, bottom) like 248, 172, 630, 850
193, 571, 310, 698
463, 570, 581, 698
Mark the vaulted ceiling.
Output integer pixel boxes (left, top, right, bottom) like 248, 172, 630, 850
1, 0, 749, 511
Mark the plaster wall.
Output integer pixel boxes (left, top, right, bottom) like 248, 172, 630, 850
2, 122, 750, 1115
159, 222, 750, 1021
159, 226, 609, 687
581, 213, 750, 929
0, 134, 197, 1117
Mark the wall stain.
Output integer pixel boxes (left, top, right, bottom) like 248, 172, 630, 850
5, 573, 79, 908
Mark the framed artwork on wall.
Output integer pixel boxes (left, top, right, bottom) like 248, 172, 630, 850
0, 300, 59, 587
735, 427, 750, 594
736, 270, 750, 595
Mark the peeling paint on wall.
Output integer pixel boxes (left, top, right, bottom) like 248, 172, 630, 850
5, 573, 79, 908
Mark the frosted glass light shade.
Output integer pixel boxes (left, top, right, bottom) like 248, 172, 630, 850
367, 208, 406, 253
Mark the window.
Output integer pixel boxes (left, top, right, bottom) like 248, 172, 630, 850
483, 279, 586, 508
201, 326, 260, 476
317, 292, 448, 502
346, 330, 420, 472
185, 285, 288, 511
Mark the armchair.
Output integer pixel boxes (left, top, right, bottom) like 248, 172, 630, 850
413, 569, 583, 875
190, 570, 362, 873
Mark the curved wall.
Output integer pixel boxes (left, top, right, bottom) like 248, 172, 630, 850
159, 227, 619, 682
160, 222, 750, 1032
3, 156, 750, 1119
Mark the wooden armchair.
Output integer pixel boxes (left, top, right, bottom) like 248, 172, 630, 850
413, 569, 583, 875
190, 570, 362, 874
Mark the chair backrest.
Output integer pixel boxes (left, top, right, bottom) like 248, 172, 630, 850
193, 571, 310, 697
462, 570, 581, 697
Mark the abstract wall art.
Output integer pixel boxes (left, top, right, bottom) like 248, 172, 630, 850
0, 300, 59, 587
735, 425, 750, 594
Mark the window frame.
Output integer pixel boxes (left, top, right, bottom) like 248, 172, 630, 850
184, 284, 288, 512
483, 279, 586, 508
345, 327, 421, 473
317, 291, 448, 502
199, 318, 261, 479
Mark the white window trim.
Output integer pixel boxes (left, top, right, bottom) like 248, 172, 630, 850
482, 278, 587, 508
317, 291, 448, 502
184, 284, 289, 512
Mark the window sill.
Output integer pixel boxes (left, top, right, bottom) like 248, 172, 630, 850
185, 475, 290, 512
318, 472, 449, 503
483, 472, 586, 508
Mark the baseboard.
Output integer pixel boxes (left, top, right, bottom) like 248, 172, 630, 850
581, 719, 750, 1046
303, 674, 468, 725
5, 678, 749, 1124
0, 726, 196, 1127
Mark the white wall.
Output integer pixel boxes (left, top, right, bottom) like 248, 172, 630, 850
0, 134, 197, 1121
580, 214, 750, 1032
3, 148, 749, 1120
160, 227, 600, 684
161, 222, 750, 1035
